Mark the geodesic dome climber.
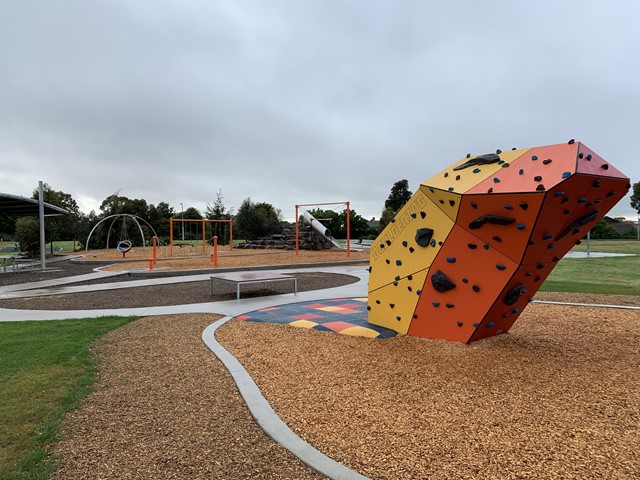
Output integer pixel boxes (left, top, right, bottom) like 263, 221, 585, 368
367, 140, 630, 343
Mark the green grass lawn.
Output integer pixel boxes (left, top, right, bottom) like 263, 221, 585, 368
570, 238, 640, 254
0, 316, 137, 480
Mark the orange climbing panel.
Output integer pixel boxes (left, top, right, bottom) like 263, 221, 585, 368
367, 140, 630, 343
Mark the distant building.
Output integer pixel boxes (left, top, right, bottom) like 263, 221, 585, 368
603, 216, 637, 235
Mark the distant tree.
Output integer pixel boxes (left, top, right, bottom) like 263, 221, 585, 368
631, 181, 640, 214
0, 212, 16, 238
589, 220, 621, 239
234, 198, 282, 240
384, 179, 413, 213
15, 217, 40, 256
31, 183, 82, 251
205, 190, 232, 220
379, 180, 413, 232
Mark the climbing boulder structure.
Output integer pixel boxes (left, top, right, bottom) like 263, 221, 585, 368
367, 141, 630, 343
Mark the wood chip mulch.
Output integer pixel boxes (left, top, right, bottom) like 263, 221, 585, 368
49, 314, 323, 480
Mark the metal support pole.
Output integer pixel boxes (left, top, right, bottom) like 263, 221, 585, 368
587, 230, 591, 258
180, 203, 184, 241
38, 181, 46, 271
346, 201, 351, 257
295, 205, 299, 256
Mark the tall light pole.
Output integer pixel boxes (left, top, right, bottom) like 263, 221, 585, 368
180, 202, 184, 241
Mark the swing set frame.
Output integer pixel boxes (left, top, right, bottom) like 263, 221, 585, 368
169, 217, 233, 256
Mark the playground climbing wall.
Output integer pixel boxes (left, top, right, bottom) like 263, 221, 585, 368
367, 140, 630, 343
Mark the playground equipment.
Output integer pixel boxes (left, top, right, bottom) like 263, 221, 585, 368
295, 202, 350, 256
169, 218, 232, 256
367, 140, 630, 343
85, 214, 158, 255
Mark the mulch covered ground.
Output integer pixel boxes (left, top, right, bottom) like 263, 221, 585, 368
2, 253, 638, 479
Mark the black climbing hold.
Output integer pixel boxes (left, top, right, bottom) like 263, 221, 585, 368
389, 303, 395, 308
438, 241, 443, 246
606, 191, 615, 198
455, 175, 461, 180
501, 163, 510, 168
415, 228, 434, 247
462, 278, 468, 283
519, 168, 524, 175
367, 266, 372, 273
519, 202, 528, 210
586, 154, 592, 160
548, 243, 557, 249
457, 322, 463, 327
432, 302, 440, 307
532, 155, 538, 160
496, 149, 502, 154
578, 153, 584, 159
537, 263, 544, 269
484, 244, 490, 250
385, 259, 390, 264
568, 138, 575, 144
430, 239, 437, 247
447, 187, 454, 192
431, 269, 456, 293
408, 275, 413, 280
468, 243, 478, 249
453, 153, 501, 171
493, 236, 502, 242
556, 210, 599, 240
407, 286, 412, 292
413, 314, 418, 319
396, 260, 402, 266
561, 197, 570, 204
554, 191, 565, 197
513, 308, 520, 314
504, 204, 513, 210
439, 199, 445, 204
543, 233, 553, 240
525, 271, 532, 277
386, 240, 391, 246
411, 213, 417, 218
469, 214, 515, 229
429, 188, 435, 193
416, 290, 422, 295
402, 240, 408, 247
393, 281, 398, 286
504, 283, 526, 306
535, 275, 541, 282
472, 285, 480, 292
534, 175, 543, 182
444, 172, 449, 177
553, 256, 560, 262
376, 300, 381, 304
528, 240, 534, 246
449, 200, 456, 207
367, 306, 372, 311
543, 159, 552, 165
466, 153, 471, 158
516, 224, 525, 230
601, 164, 609, 170
380, 244, 385, 249
446, 257, 456, 263
578, 197, 588, 203
420, 211, 426, 219
473, 168, 481, 173
488, 187, 494, 193
536, 184, 546, 191
562, 172, 571, 179
496, 264, 506, 271
487, 322, 495, 328
470, 202, 478, 209
409, 247, 415, 253
594, 199, 601, 204
575, 240, 582, 245
446, 303, 455, 308
396, 316, 401, 321
473, 322, 479, 327
593, 180, 601, 187
395, 275, 401, 281
563, 210, 570, 215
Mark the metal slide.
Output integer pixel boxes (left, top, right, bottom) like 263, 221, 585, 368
302, 211, 346, 250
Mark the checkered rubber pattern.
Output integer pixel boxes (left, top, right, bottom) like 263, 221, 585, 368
236, 297, 398, 339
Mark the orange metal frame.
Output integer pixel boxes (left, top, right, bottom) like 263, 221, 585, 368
294, 201, 350, 257
169, 218, 233, 256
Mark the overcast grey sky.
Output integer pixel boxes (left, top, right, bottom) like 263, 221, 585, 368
1, 0, 639, 221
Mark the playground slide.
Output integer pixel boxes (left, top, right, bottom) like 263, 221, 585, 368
301, 211, 346, 250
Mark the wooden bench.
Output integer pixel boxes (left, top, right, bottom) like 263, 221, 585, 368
209, 272, 298, 299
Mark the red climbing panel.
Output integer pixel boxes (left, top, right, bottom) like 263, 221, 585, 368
368, 140, 630, 343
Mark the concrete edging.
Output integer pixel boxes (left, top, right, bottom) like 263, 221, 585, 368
201, 317, 370, 480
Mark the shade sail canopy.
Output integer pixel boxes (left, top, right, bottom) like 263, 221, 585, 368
0, 192, 68, 216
